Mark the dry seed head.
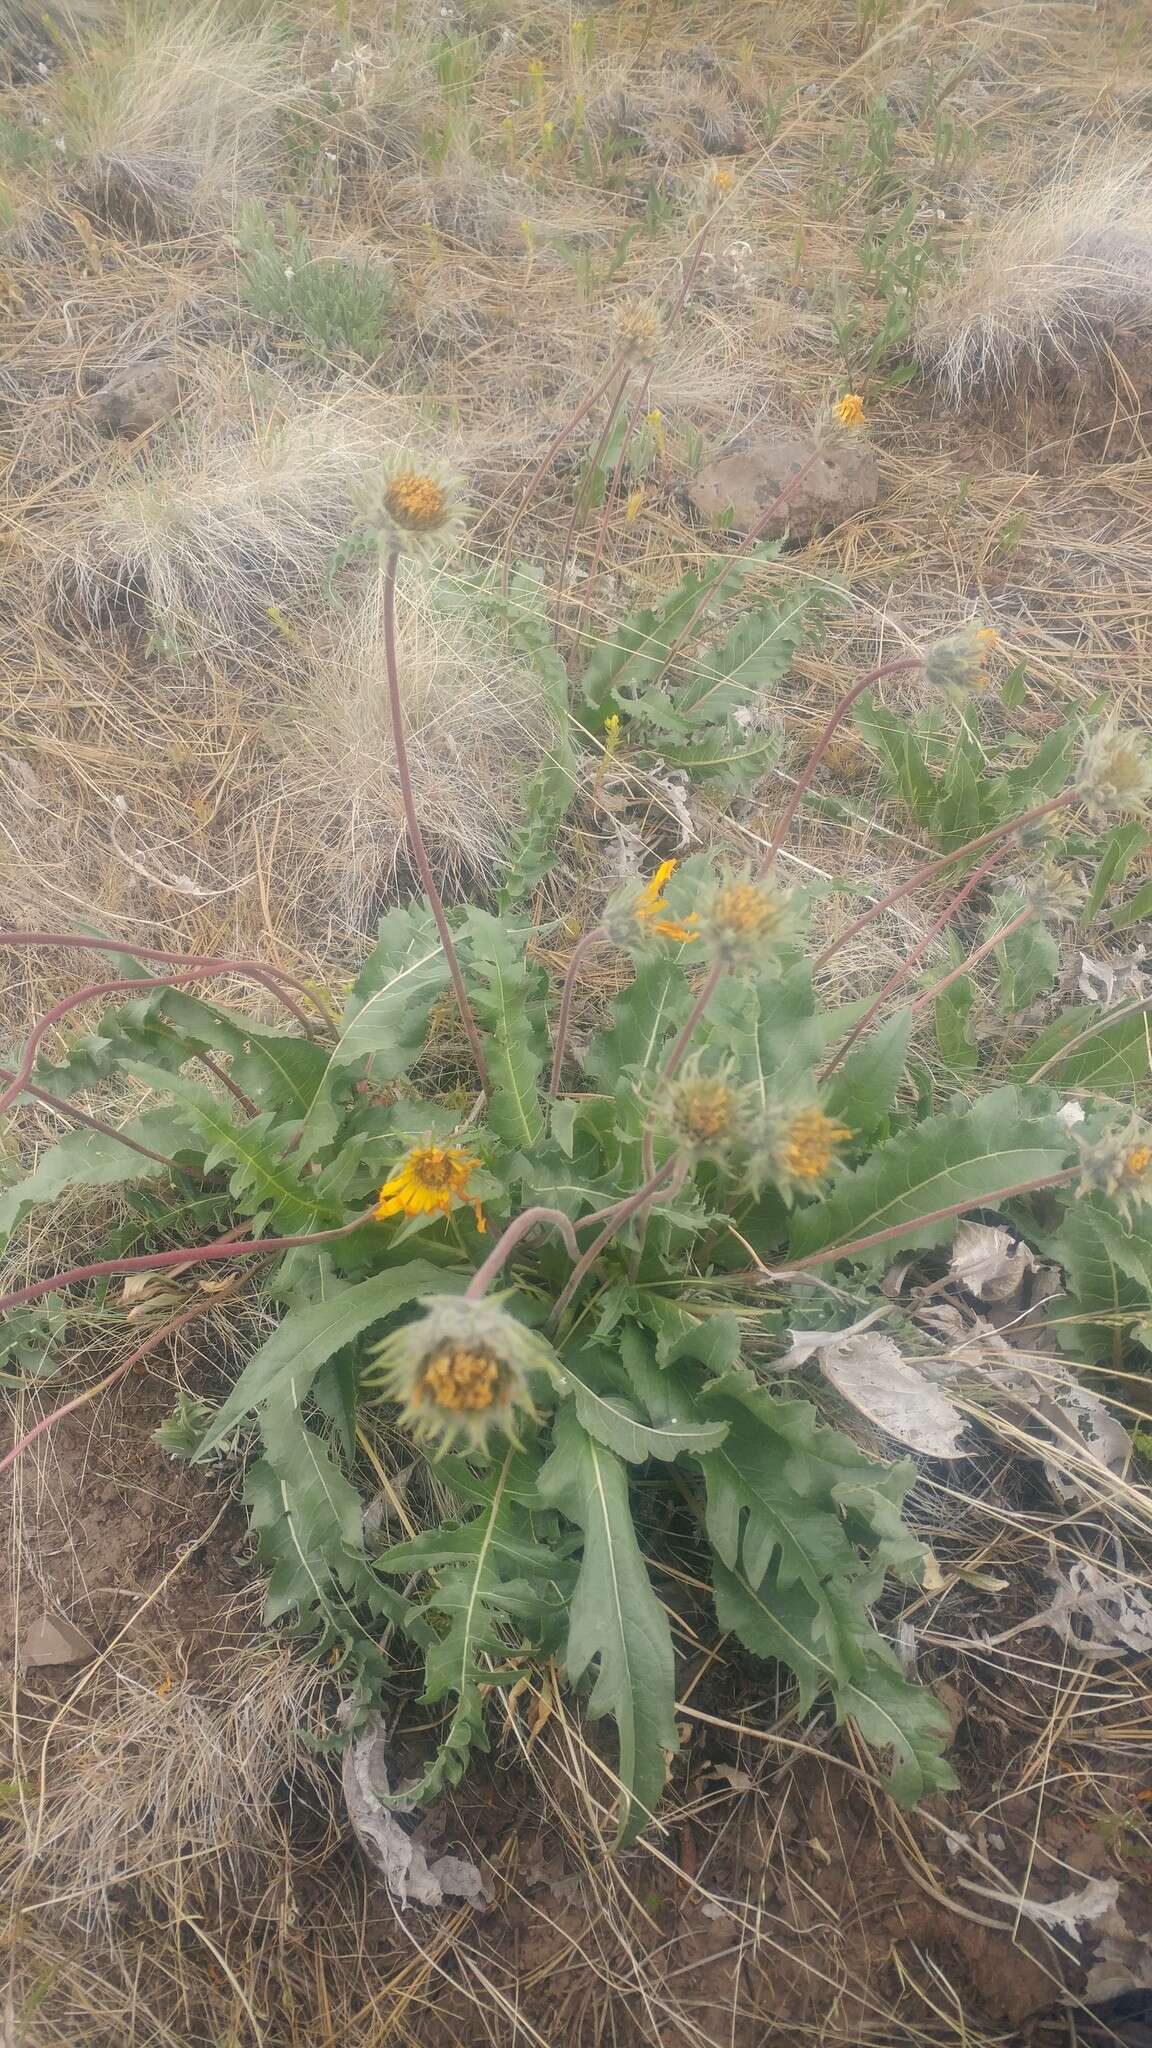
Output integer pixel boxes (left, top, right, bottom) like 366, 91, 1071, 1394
702, 868, 801, 971
613, 297, 663, 365
364, 1294, 561, 1454
922, 623, 999, 697
356, 456, 468, 560
1076, 1118, 1152, 1222
1072, 723, 1152, 827
1019, 864, 1086, 923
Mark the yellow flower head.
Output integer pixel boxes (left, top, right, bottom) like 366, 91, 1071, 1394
922, 623, 999, 697
605, 857, 699, 950
1076, 1118, 1152, 1222
748, 1101, 852, 1203
375, 1144, 485, 1231
364, 1295, 562, 1454
832, 392, 866, 428
356, 457, 468, 561
711, 167, 735, 194
701, 868, 801, 971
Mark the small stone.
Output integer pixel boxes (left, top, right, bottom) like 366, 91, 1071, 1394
21, 1613, 97, 1669
88, 363, 181, 438
687, 431, 880, 541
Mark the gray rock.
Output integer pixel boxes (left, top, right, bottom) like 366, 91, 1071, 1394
89, 362, 181, 438
687, 431, 880, 540
21, 1613, 97, 1668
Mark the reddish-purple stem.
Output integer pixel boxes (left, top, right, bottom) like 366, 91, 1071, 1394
0, 1208, 376, 1316
820, 850, 1009, 1080
0, 1064, 207, 1178
812, 789, 1077, 972
550, 1160, 678, 1325
0, 968, 281, 1123
548, 928, 605, 1096
380, 553, 490, 1100
0, 930, 335, 1033
765, 658, 922, 861
910, 904, 1035, 1015
763, 1168, 1079, 1279
465, 1207, 580, 1300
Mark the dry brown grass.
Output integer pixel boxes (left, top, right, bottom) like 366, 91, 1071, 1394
4, 0, 1152, 2040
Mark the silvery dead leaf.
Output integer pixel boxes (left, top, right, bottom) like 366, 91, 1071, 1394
1056, 1099, 1086, 1130
1085, 1920, 1152, 2003
950, 1222, 1037, 1304
1006, 1875, 1120, 1936
812, 1332, 969, 1458
1031, 1560, 1152, 1659
1078, 950, 1146, 1009
780, 1305, 889, 1369
1036, 1380, 1131, 1503
342, 1712, 490, 1911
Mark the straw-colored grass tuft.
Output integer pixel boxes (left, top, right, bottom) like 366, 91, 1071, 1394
915, 156, 1152, 406
58, 3, 296, 236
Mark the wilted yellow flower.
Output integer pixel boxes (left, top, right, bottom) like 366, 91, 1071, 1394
701, 868, 801, 971
1076, 1119, 1152, 1222
375, 1145, 485, 1230
625, 486, 644, 524
365, 1295, 561, 1453
607, 857, 699, 947
832, 392, 865, 428
356, 458, 468, 561
922, 623, 999, 696
748, 1101, 852, 1202
711, 167, 735, 194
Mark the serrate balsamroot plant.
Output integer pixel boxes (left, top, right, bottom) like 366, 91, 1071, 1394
4, 464, 1152, 1846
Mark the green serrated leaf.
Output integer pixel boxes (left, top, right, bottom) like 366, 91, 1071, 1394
584, 957, 692, 1093
580, 544, 781, 710
462, 911, 547, 1150
375, 1451, 569, 1802
824, 1011, 910, 1137
0, 1110, 195, 1242
564, 1336, 728, 1462
1016, 1006, 1152, 1088
700, 1374, 954, 1802
124, 1065, 333, 1233
789, 1086, 1071, 1265
539, 1405, 677, 1844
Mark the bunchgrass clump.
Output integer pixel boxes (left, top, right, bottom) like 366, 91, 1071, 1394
57, 3, 295, 235
52, 404, 385, 647
237, 206, 396, 368
914, 156, 1152, 405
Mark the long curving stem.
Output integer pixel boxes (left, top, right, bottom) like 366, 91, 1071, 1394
812, 788, 1077, 972
465, 1206, 580, 1300
764, 657, 921, 862
909, 903, 1036, 1015
819, 849, 1010, 1080
380, 551, 490, 1100
547, 927, 605, 1096
550, 1159, 678, 1325
0, 929, 336, 1033
0, 1208, 377, 1317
